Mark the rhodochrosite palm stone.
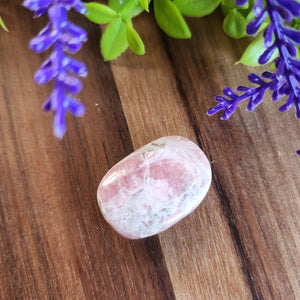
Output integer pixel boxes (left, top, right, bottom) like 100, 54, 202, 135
97, 136, 212, 239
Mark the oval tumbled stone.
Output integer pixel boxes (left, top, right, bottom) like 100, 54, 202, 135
97, 136, 212, 239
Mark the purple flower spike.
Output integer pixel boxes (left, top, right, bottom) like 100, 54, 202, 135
210, 0, 300, 155
23, 0, 87, 139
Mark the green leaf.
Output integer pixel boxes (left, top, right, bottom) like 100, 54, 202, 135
109, 0, 130, 12
236, 33, 279, 66
297, 47, 300, 58
138, 0, 149, 12
126, 22, 145, 55
173, 0, 220, 17
101, 17, 128, 60
109, 0, 145, 21
223, 9, 247, 38
109, 0, 127, 12
291, 18, 300, 29
0, 17, 8, 32
85, 3, 118, 24
154, 0, 191, 39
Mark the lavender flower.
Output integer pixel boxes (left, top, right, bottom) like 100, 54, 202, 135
23, 0, 88, 139
208, 0, 300, 154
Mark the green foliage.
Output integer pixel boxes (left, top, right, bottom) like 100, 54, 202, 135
291, 18, 300, 30
221, 0, 251, 38
86, 0, 147, 60
0, 17, 8, 32
83, 0, 277, 66
138, 0, 149, 12
126, 22, 145, 55
85, 3, 118, 24
101, 16, 128, 60
173, 0, 220, 17
221, 0, 273, 67
223, 9, 246, 38
85, 0, 223, 60
154, 0, 191, 39
109, 0, 145, 20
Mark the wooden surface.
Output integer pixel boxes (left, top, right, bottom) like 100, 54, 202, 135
1, 2, 299, 299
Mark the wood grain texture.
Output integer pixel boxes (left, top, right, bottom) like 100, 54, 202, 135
0, 1, 299, 299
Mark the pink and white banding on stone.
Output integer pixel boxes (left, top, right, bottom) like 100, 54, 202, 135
97, 136, 212, 239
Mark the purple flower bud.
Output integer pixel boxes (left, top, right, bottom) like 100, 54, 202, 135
272, 90, 280, 101
58, 73, 82, 94
34, 66, 58, 84
246, 10, 267, 35
285, 43, 297, 57
253, 0, 263, 17
66, 98, 85, 116
66, 57, 87, 77
258, 44, 276, 64
37, 23, 52, 38
236, 86, 250, 92
60, 0, 81, 10
247, 97, 255, 111
43, 97, 52, 112
276, 0, 300, 17
281, 27, 300, 44
221, 112, 231, 121
215, 96, 228, 104
53, 106, 67, 139
207, 106, 225, 116
60, 34, 83, 53
23, 0, 53, 11
248, 73, 266, 85
261, 71, 275, 79
263, 24, 274, 48
272, 5, 292, 21
288, 59, 300, 76
30, 34, 56, 52
34, 7, 49, 18
65, 23, 87, 42
279, 92, 294, 112
296, 102, 300, 119
224, 102, 238, 116
223, 87, 237, 98
73, 2, 87, 14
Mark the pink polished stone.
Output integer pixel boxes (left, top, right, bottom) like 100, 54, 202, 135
97, 136, 212, 239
